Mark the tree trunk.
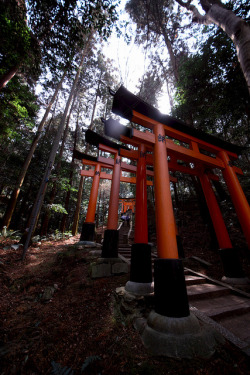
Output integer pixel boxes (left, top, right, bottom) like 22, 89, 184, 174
71, 175, 85, 236
70, 74, 101, 236
161, 27, 180, 83
0, 69, 67, 231
206, 5, 250, 94
0, 61, 23, 90
176, 1, 250, 94
22, 34, 93, 259
39, 93, 76, 236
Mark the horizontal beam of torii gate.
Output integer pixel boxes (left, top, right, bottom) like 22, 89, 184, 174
79, 151, 177, 183
104, 118, 243, 176
103, 119, 221, 181
85, 128, 220, 181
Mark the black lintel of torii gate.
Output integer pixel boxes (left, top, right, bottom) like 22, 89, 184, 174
110, 85, 244, 155
85, 128, 130, 153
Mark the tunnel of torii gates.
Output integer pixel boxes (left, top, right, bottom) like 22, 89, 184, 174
119, 198, 135, 214
75, 85, 250, 320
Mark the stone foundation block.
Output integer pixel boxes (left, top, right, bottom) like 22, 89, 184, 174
112, 262, 129, 275
90, 262, 111, 278
90, 258, 129, 278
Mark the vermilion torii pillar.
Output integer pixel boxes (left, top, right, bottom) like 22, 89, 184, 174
199, 171, 246, 282
219, 150, 250, 250
80, 162, 101, 243
102, 150, 121, 257
85, 129, 135, 258
79, 154, 135, 245
125, 143, 153, 295
84, 128, 177, 258
153, 122, 189, 317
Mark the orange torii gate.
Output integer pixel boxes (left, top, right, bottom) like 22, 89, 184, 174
105, 86, 250, 323
119, 198, 135, 213
79, 156, 158, 243
84, 129, 177, 259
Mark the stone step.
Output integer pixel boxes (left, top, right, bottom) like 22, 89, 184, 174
217, 312, 250, 344
191, 294, 250, 320
185, 275, 206, 286
187, 283, 230, 301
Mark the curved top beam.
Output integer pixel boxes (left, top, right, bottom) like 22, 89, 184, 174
111, 85, 244, 155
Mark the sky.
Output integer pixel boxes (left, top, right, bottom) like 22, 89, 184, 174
102, 2, 172, 115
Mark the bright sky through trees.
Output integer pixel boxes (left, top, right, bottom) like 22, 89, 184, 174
102, 1, 172, 114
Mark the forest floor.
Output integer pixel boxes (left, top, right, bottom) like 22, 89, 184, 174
0, 232, 250, 375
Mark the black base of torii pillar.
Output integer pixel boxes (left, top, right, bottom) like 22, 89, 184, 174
80, 222, 95, 242
101, 229, 119, 258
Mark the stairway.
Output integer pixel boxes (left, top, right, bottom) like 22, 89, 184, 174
185, 268, 250, 354
118, 242, 250, 355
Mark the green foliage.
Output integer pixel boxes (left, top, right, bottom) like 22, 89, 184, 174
0, 1, 41, 76
46, 204, 68, 215
0, 75, 38, 141
172, 29, 250, 144
137, 69, 163, 107
26, 0, 120, 76
0, 227, 21, 241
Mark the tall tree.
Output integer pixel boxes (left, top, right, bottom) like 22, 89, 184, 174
125, 0, 188, 83
22, 37, 94, 258
0, 69, 68, 231
174, 0, 250, 94
0, 0, 40, 90
0, 0, 120, 88
172, 28, 250, 142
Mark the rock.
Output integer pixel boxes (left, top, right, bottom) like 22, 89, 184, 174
41, 286, 56, 301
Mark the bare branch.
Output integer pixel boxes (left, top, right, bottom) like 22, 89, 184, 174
175, 0, 213, 25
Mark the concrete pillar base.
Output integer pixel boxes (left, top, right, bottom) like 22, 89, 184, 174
130, 243, 152, 283
219, 248, 245, 278
80, 222, 95, 242
136, 310, 224, 359
125, 281, 154, 296
102, 229, 119, 258
91, 257, 129, 278
154, 258, 190, 317
221, 276, 250, 285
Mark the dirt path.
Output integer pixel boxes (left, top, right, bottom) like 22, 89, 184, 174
0, 236, 250, 374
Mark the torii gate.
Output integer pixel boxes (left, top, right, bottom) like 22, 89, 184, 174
84, 129, 177, 259
105, 86, 250, 321
80, 155, 157, 241
119, 198, 136, 214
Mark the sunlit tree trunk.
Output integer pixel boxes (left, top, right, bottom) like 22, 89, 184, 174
176, 1, 250, 94
0, 62, 23, 90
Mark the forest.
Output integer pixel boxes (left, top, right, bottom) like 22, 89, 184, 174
0, 0, 249, 244
0, 1, 250, 373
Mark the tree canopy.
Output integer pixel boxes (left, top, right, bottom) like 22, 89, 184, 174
0, 0, 249, 242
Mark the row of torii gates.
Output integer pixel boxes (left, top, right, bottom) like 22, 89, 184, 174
76, 86, 250, 322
